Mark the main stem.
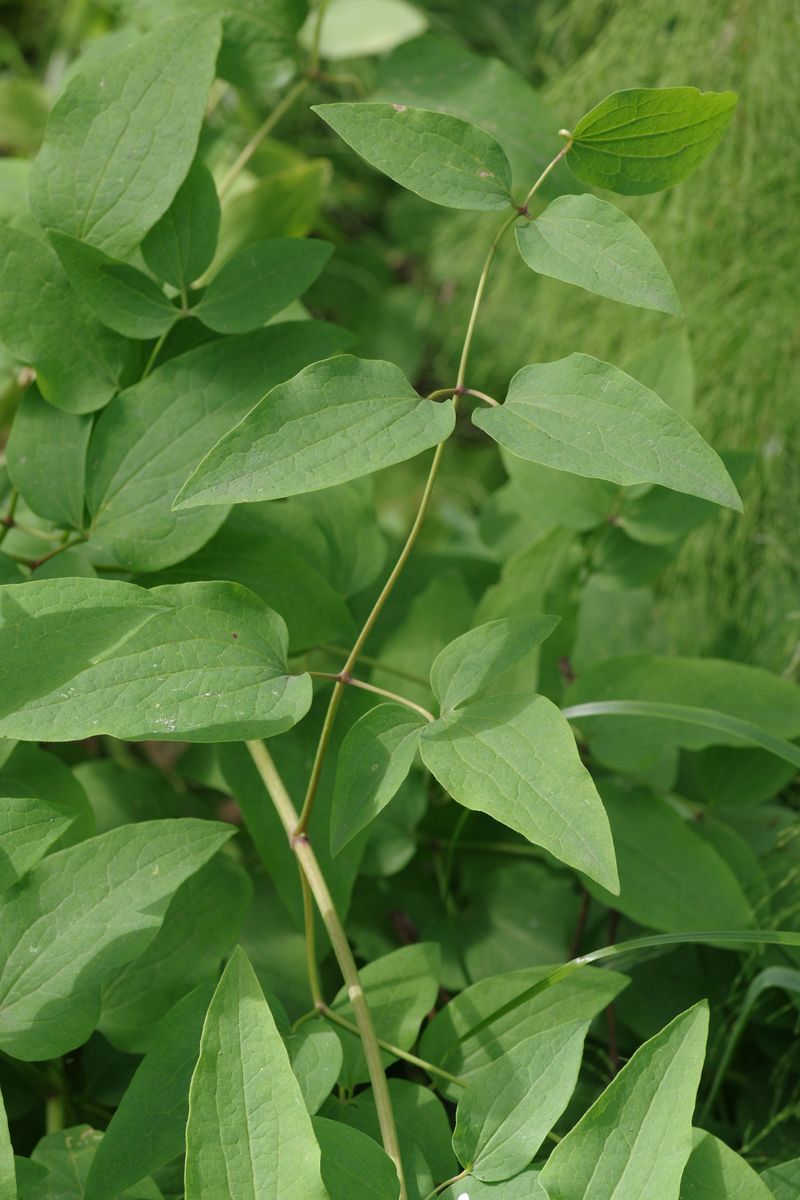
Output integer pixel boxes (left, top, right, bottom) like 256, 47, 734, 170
295, 144, 567, 835
246, 739, 407, 1200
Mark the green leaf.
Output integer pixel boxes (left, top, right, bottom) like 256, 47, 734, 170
516, 194, 682, 315
430, 616, 560, 713
99, 854, 251, 1052
193, 238, 333, 333
583, 784, 753, 933
473, 355, 742, 511
175, 355, 456, 508
567, 87, 737, 195
0, 796, 77, 893
538, 1002, 709, 1200
288, 1024, 344, 1114
83, 985, 213, 1200
454, 1022, 588, 1182
679, 1130, 773, 1200
420, 964, 628, 1101
185, 947, 328, 1200
0, 1084, 13, 1200
374, 36, 571, 195
313, 103, 513, 210
49, 233, 178, 340
330, 943, 441, 1087
313, 1117, 400, 1200
0, 743, 94, 849
27, 1126, 164, 1199
305, 0, 426, 60
87, 322, 351, 571
141, 159, 220, 290
6, 387, 91, 529
30, 17, 222, 257
331, 703, 425, 854
419, 694, 619, 892
442, 1170, 545, 1198
0, 225, 138, 414
0, 579, 311, 743
0, 818, 232, 1059
139, 504, 356, 652
762, 1157, 800, 1200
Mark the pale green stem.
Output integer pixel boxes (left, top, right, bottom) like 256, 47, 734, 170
141, 329, 170, 379
317, 645, 429, 688
218, 77, 310, 201
309, 671, 434, 722
245, 739, 408, 1200
423, 1167, 471, 1200
320, 1004, 466, 1088
0, 487, 19, 547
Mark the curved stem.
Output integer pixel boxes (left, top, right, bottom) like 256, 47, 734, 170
462, 387, 498, 407
309, 671, 434, 722
0, 487, 19, 547
320, 1005, 466, 1088
317, 645, 429, 688
218, 77, 310, 201
29, 534, 86, 573
423, 1168, 471, 1200
246, 739, 407, 1200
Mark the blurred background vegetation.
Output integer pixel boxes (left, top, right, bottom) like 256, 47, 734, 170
1, 0, 798, 671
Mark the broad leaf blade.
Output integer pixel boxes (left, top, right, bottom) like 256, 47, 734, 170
679, 1130, 773, 1199
306, 0, 426, 60
0, 819, 232, 1059
314, 103, 513, 210
454, 1022, 588, 1182
0, 580, 311, 743
49, 233, 177, 339
313, 1117, 400, 1200
86, 322, 350, 572
0, 796, 77, 893
420, 693, 619, 892
194, 237, 333, 333
430, 616, 560, 712
288, 1024, 343, 1115
175, 355, 455, 508
0, 1084, 13, 1200
516, 195, 682, 315
30, 17, 222, 257
141, 159, 220, 289
762, 1157, 800, 1200
567, 87, 737, 194
538, 1002, 709, 1200
184, 947, 328, 1200
83, 985, 213, 1200
331, 703, 425, 854
474, 354, 742, 510
6, 387, 91, 529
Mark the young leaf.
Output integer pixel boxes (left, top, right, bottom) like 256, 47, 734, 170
5, 387, 90, 529
0, 818, 232, 1059
582, 784, 753, 933
329, 942, 441, 1087
305, 0, 427, 61
0, 1084, 13, 1200
567, 87, 737, 194
331, 703, 426, 855
83, 985, 213, 1200
454, 1022, 588, 1182
313, 103, 513, 210
516, 195, 682, 316
87, 322, 351, 571
184, 947, 328, 1200
313, 1117, 400, 1200
49, 232, 178, 340
0, 580, 311, 743
537, 1002, 709, 1200
473, 354, 742, 510
0, 225, 138, 414
193, 237, 334, 333
679, 1130, 773, 1199
175, 355, 456, 508
419, 693, 619, 892
430, 615, 560, 713
30, 17, 222, 257
0, 797, 77, 893
99, 854, 251, 1052
141, 159, 220, 290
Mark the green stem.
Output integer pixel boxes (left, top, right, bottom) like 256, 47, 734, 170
246, 739, 408, 1200
462, 387, 498, 407
309, 671, 434, 722
317, 645, 429, 688
218, 77, 310, 201
141, 329, 170, 380
308, 0, 331, 73
321, 1005, 466, 1088
423, 1168, 471, 1200
300, 868, 324, 1009
0, 487, 19, 547
29, 534, 86, 573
